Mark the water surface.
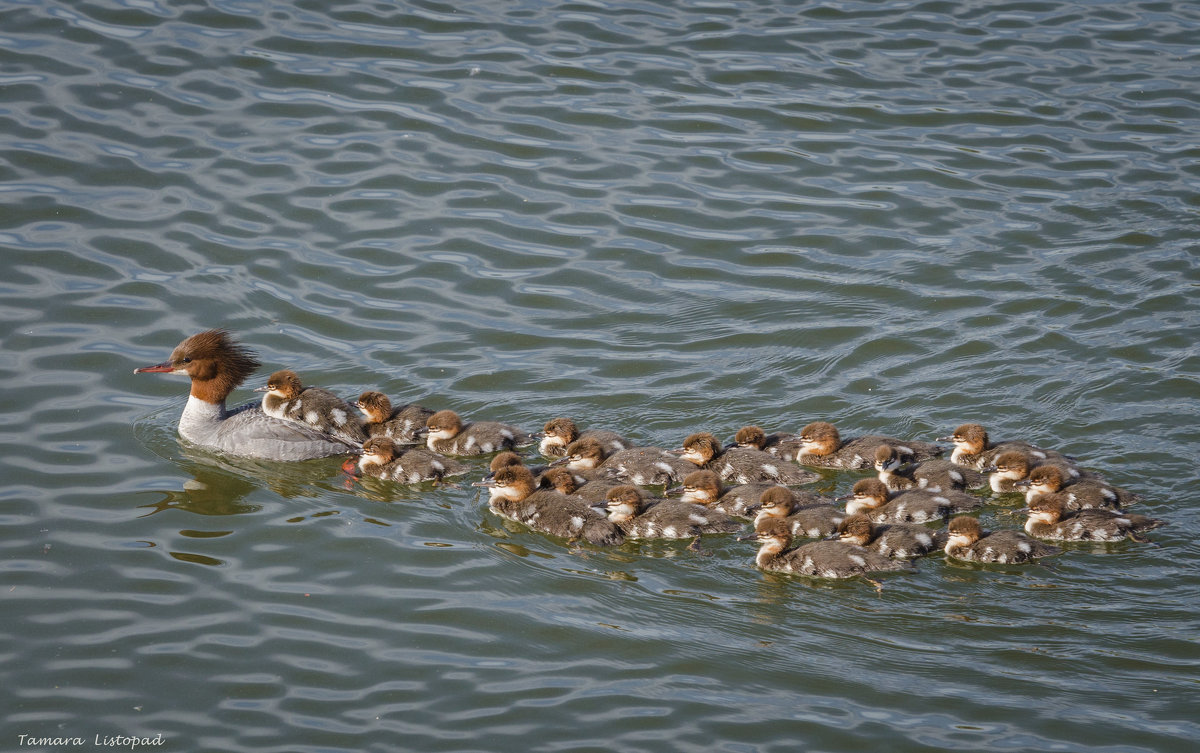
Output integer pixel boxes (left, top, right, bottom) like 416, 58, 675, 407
2, 1, 1199, 751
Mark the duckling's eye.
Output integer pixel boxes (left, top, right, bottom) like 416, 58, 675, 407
180, 357, 192, 364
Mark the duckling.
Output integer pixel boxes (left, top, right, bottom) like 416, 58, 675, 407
482, 451, 551, 482
733, 425, 805, 461
538, 417, 631, 458
667, 469, 775, 519
983, 450, 1073, 495
751, 486, 845, 538
938, 423, 1077, 472
556, 437, 696, 487
473, 465, 624, 546
836, 513, 943, 559
539, 466, 620, 505
357, 437, 468, 484
675, 432, 818, 485
356, 390, 434, 443
603, 485, 742, 542
751, 519, 912, 579
1015, 464, 1139, 510
796, 421, 941, 470
255, 369, 366, 446
943, 516, 1060, 564
841, 478, 982, 524
1024, 495, 1165, 543
425, 409, 534, 456
873, 444, 985, 492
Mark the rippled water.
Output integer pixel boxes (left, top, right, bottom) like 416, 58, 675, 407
3, 0, 1199, 750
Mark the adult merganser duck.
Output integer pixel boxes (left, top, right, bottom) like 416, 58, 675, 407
357, 437, 468, 484
873, 445, 985, 492
943, 516, 1059, 564
356, 391, 434, 443
674, 432, 818, 485
751, 519, 911, 579
795, 421, 942, 470
474, 465, 624, 546
1023, 495, 1165, 542
751, 486, 845, 538
425, 409, 534, 456
537, 417, 630, 458
134, 330, 357, 461
255, 369, 366, 446
836, 513, 942, 559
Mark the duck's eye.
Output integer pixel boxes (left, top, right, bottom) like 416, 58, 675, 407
180, 357, 192, 364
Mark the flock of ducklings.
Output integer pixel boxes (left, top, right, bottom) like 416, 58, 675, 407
265, 370, 1167, 583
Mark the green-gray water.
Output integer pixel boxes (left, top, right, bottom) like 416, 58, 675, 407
2, 1, 1198, 751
